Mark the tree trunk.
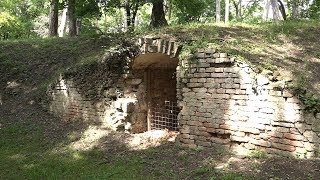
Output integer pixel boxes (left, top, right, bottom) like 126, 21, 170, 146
59, 2, 68, 37
232, 0, 239, 19
262, 0, 271, 21
125, 0, 131, 30
216, 0, 221, 23
277, 0, 286, 20
150, 0, 168, 28
48, 0, 58, 36
131, 1, 139, 30
270, 0, 280, 21
168, 0, 172, 20
76, 18, 82, 35
225, 0, 230, 23
68, 0, 77, 37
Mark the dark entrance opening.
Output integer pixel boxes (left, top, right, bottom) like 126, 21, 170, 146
146, 68, 179, 131
133, 53, 179, 132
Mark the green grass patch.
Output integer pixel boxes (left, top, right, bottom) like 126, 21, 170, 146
0, 119, 151, 179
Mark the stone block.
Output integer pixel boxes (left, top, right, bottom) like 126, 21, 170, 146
193, 88, 207, 93
230, 135, 250, 142
239, 127, 260, 134
233, 131, 245, 137
220, 53, 228, 58
211, 137, 230, 144
213, 53, 220, 58
188, 121, 202, 126
226, 89, 236, 94
271, 142, 295, 152
195, 52, 205, 58
216, 89, 226, 94
278, 139, 304, 147
275, 127, 290, 133
295, 147, 307, 154
250, 139, 271, 147
205, 67, 215, 73
295, 123, 311, 134
187, 83, 203, 88
266, 148, 293, 157
215, 68, 224, 73
283, 133, 306, 141
211, 73, 226, 78
216, 129, 225, 134
303, 131, 319, 142
198, 78, 207, 83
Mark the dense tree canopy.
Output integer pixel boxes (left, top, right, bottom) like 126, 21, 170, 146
0, 0, 319, 39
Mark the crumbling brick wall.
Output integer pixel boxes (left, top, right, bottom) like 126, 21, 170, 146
177, 48, 320, 158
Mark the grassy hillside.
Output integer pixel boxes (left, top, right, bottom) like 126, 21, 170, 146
0, 34, 133, 102
148, 21, 320, 98
1, 21, 320, 101
1, 22, 320, 179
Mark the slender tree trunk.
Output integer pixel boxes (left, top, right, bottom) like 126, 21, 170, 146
76, 18, 82, 35
131, 1, 139, 30
232, 0, 239, 19
225, 0, 230, 23
216, 0, 221, 23
150, 0, 168, 28
278, 0, 286, 20
168, 0, 172, 20
48, 0, 58, 36
125, 0, 131, 30
68, 0, 77, 37
59, 2, 68, 37
238, 0, 242, 19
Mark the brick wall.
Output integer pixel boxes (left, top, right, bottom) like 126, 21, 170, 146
47, 37, 320, 158
177, 48, 320, 158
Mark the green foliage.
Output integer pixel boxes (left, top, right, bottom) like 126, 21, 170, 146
247, 150, 267, 159
291, 75, 320, 115
0, 12, 19, 39
309, 0, 320, 19
75, 0, 100, 18
172, 0, 213, 23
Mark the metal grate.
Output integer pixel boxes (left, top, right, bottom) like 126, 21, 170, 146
150, 101, 179, 131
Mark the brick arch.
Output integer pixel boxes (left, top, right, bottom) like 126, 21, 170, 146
136, 37, 182, 57
133, 37, 182, 69
130, 37, 182, 131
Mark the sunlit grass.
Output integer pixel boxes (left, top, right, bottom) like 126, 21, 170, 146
0, 119, 150, 179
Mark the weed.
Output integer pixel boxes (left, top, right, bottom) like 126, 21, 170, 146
247, 150, 267, 159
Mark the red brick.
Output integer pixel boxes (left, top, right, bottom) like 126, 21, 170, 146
283, 133, 305, 141
230, 135, 250, 142
220, 124, 230, 130
250, 139, 271, 147
271, 142, 296, 152
239, 127, 260, 134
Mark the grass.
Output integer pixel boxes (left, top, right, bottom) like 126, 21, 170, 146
145, 21, 320, 97
0, 117, 251, 179
1, 21, 320, 179
0, 119, 151, 179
